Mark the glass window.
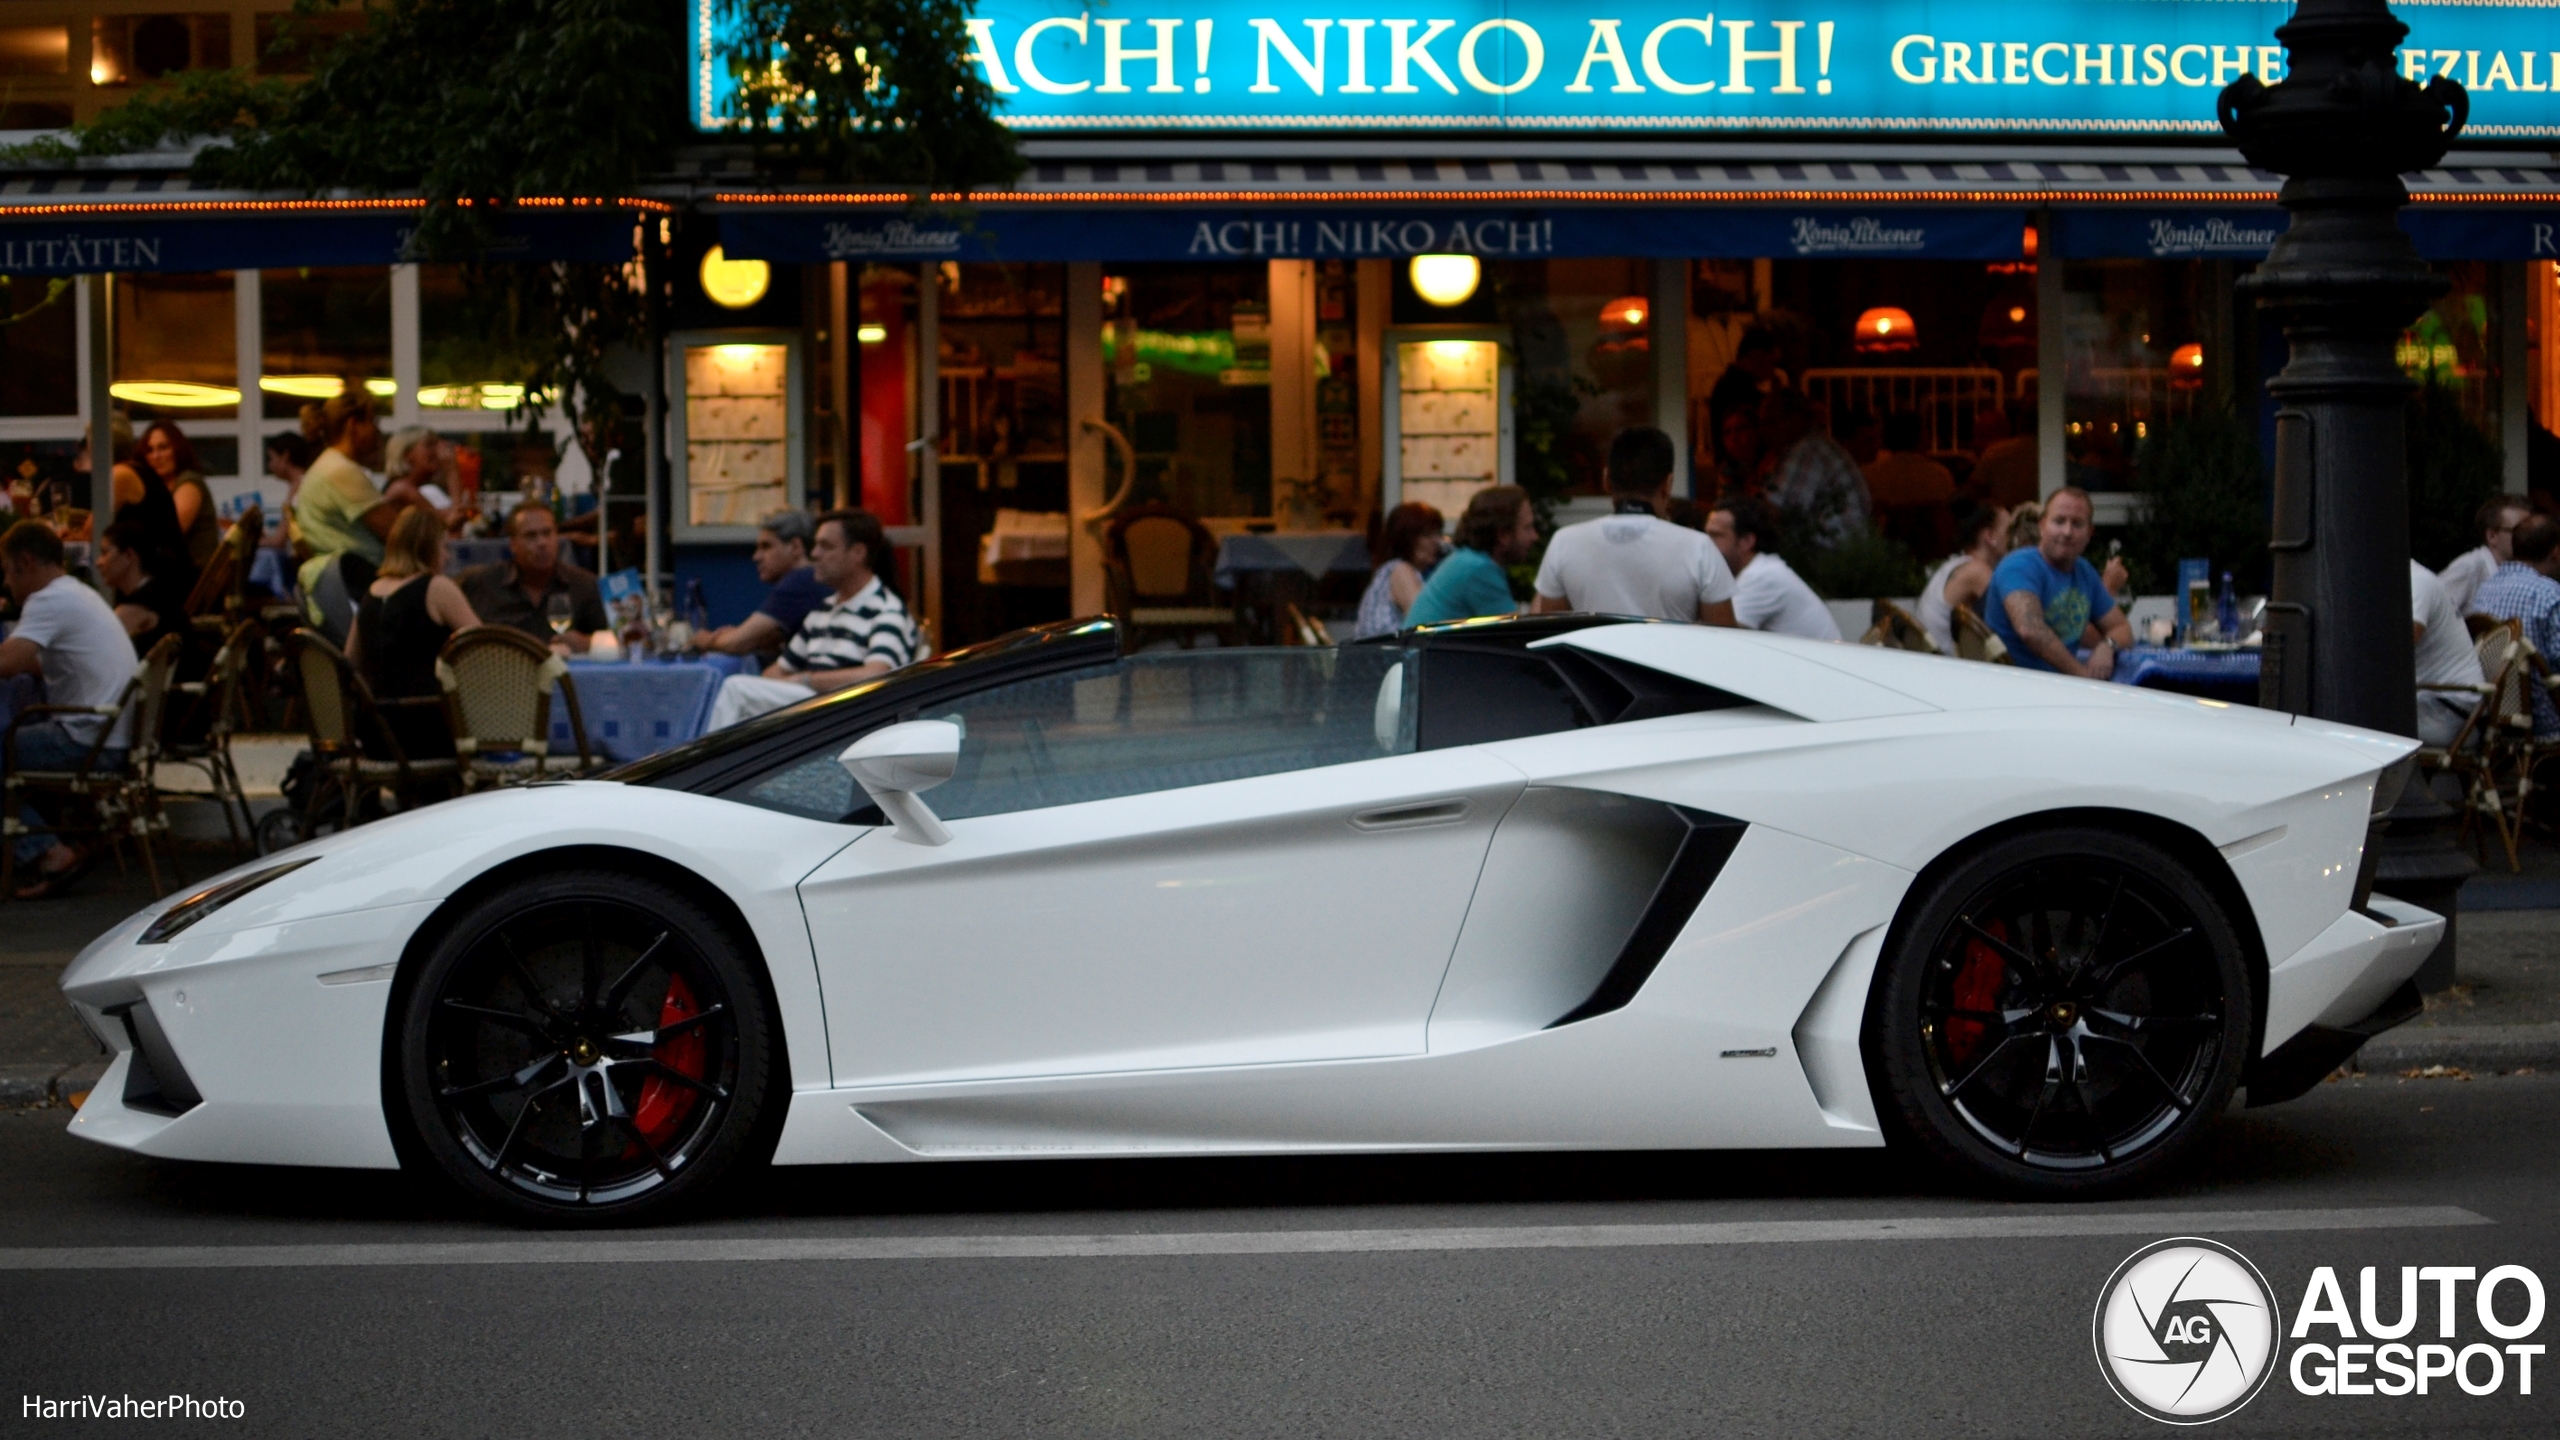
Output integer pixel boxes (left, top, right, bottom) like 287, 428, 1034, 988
416, 264, 536, 415
0, 25, 70, 76
0, 276, 76, 416
2059, 259, 2216, 492
2400, 260, 2500, 441
88, 14, 229, 86
1494, 258, 1655, 498
113, 271, 238, 422
1103, 263, 1272, 518
739, 647, 1413, 823
261, 266, 392, 420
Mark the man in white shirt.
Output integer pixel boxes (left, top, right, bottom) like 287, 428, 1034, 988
1529, 427, 1738, 625
1, 520, 140, 897
2439, 496, 2530, 615
1707, 496, 1843, 641
2410, 559, 2486, 746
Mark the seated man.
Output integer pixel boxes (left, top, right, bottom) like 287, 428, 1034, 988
1530, 427, 1737, 625
1985, 486, 2134, 677
458, 503, 608, 653
1405, 486, 1538, 627
0, 520, 140, 899
1915, 502, 2008, 656
1706, 496, 1840, 641
2474, 513, 2560, 737
2441, 495, 2532, 616
698, 508, 827, 657
2412, 558, 2488, 746
709, 509, 919, 729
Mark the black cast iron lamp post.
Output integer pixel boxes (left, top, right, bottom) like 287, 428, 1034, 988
2219, 0, 2473, 984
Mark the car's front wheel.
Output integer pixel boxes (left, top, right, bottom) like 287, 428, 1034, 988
394, 870, 774, 1225
1868, 827, 2250, 1197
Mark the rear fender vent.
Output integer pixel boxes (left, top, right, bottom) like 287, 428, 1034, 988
108, 1000, 202, 1117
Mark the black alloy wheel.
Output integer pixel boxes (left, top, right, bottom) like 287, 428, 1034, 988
1869, 828, 2250, 1197
396, 871, 772, 1225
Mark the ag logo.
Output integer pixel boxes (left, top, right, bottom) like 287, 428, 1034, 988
2094, 1237, 2282, 1424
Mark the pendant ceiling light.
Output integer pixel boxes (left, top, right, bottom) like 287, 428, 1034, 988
1854, 306, 1919, 354
1409, 254, 1481, 308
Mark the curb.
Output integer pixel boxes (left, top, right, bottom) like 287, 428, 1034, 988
0, 1061, 108, 1110
2356, 1022, 2560, 1074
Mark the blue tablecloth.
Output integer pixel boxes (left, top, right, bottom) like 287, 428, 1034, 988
1213, 531, 1371, 589
554, 659, 728, 763
2110, 647, 2261, 704
1, 672, 43, 735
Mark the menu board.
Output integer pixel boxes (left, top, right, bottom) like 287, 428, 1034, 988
683, 342, 790, 529
1397, 339, 1500, 521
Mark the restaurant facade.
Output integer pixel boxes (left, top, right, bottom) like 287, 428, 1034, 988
5, 1, 2560, 646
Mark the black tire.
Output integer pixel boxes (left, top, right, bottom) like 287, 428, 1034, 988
1867, 827, 2250, 1198
394, 870, 773, 1226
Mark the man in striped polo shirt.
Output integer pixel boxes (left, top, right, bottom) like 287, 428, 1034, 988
708, 508, 922, 730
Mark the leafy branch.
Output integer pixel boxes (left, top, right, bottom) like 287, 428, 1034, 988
4, 0, 1018, 471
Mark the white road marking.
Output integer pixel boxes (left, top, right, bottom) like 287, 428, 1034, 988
0, 1205, 2488, 1271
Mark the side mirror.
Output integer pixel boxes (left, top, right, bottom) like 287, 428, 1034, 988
838, 720, 960, 846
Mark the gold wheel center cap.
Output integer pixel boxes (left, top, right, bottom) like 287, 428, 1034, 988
568, 1038, 600, 1065
2048, 1002, 2078, 1027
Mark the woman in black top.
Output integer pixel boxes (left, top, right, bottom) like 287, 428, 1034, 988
141, 422, 223, 572
109, 435, 196, 594
94, 518, 196, 673
346, 506, 481, 761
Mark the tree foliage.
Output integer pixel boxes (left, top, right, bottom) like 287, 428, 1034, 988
6, 0, 1017, 463
2404, 381, 2506, 571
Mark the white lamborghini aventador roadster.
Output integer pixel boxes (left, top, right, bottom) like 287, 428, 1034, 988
58, 615, 2443, 1223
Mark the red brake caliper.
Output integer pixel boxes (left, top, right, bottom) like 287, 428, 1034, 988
629, 973, 704, 1151
1944, 920, 2009, 1066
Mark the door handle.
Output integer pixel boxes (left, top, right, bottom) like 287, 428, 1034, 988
1350, 798, 1470, 832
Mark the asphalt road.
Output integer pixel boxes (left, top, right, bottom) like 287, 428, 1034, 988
1, 1071, 2552, 1439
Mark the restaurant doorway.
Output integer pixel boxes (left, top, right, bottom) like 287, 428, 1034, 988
935, 262, 1069, 646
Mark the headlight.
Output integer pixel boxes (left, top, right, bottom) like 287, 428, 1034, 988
140, 859, 318, 944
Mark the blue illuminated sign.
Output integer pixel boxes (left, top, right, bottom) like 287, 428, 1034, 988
693, 2, 2560, 139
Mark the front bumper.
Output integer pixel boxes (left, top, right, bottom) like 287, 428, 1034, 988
2245, 894, 2444, 1107
59, 902, 433, 1169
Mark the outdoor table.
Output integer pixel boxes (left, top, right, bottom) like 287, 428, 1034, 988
2109, 647, 2261, 705
1212, 530, 1370, 643
1211, 531, 1370, 589
553, 657, 732, 763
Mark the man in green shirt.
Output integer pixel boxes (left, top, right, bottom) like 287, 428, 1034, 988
1405, 485, 1537, 627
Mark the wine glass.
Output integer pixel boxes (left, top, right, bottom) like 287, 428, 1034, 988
546, 593, 575, 639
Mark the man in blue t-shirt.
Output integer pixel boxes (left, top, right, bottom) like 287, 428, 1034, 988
1406, 485, 1538, 626
699, 508, 829, 657
1986, 486, 2133, 676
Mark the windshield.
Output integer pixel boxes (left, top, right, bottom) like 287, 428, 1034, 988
604, 618, 1119, 787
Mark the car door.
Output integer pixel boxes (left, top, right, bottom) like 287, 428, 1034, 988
795, 646, 1525, 1087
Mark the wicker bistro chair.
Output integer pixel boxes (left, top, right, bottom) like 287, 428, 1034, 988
2, 635, 181, 899
435, 626, 598, 790
2432, 620, 2537, 872
153, 618, 261, 859
1103, 503, 1240, 650
1858, 600, 1938, 653
1950, 604, 2011, 663
287, 631, 460, 834
182, 505, 258, 633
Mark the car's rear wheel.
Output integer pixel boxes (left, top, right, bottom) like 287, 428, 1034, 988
395, 870, 773, 1225
1868, 827, 2250, 1197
